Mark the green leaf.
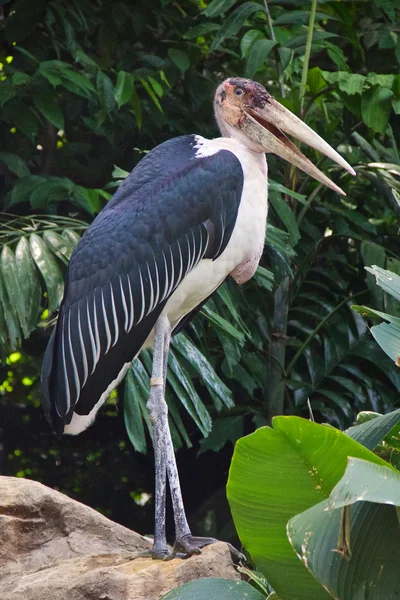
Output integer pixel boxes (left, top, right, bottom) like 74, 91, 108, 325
361, 86, 393, 134
15, 237, 41, 336
96, 71, 116, 112
172, 333, 233, 410
245, 39, 276, 78
0, 152, 30, 178
140, 78, 163, 112
184, 23, 220, 39
345, 409, 400, 450
288, 500, 400, 598
201, 304, 246, 342
29, 233, 64, 314
130, 87, 143, 128
33, 90, 64, 130
288, 459, 400, 598
1, 245, 30, 339
168, 349, 212, 436
198, 416, 244, 454
168, 49, 190, 73
124, 366, 147, 454
329, 457, 400, 508
365, 266, 400, 302
202, 0, 238, 18
370, 319, 400, 365
114, 71, 135, 109
42, 231, 76, 262
148, 76, 163, 98
62, 229, 81, 247
254, 265, 274, 291
228, 417, 391, 600
269, 193, 300, 246
240, 29, 264, 58
210, 3, 261, 51
160, 578, 266, 600
279, 10, 338, 25
0, 271, 21, 350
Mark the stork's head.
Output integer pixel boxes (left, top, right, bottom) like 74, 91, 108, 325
214, 78, 355, 195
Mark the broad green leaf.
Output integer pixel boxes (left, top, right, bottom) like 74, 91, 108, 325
322, 71, 365, 95
29, 233, 64, 314
210, 3, 261, 51
345, 409, 400, 450
0, 271, 21, 349
365, 266, 400, 302
12, 72, 30, 86
15, 237, 41, 336
160, 578, 266, 600
329, 457, 400, 508
240, 29, 264, 58
62, 229, 81, 247
168, 49, 190, 73
0, 152, 30, 178
114, 71, 135, 108
33, 90, 64, 130
228, 417, 391, 600
43, 231, 76, 262
288, 500, 400, 599
370, 320, 400, 365
366, 73, 395, 88
361, 86, 393, 134
10, 176, 45, 207
202, 0, 237, 18
245, 39, 276, 78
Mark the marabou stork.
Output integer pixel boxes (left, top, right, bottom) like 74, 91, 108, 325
41, 78, 355, 559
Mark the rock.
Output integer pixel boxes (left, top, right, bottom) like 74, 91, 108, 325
0, 477, 239, 600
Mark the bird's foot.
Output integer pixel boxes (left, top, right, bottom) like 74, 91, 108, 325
169, 534, 245, 561
150, 544, 169, 560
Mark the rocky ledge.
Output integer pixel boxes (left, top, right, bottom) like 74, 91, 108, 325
0, 476, 239, 600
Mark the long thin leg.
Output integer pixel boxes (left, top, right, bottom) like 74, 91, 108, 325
149, 315, 244, 560
147, 317, 169, 558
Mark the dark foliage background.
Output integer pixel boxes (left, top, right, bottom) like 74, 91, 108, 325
0, 0, 399, 543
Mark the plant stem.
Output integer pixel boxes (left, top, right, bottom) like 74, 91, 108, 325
299, 0, 318, 114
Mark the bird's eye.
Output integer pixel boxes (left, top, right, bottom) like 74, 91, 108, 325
234, 88, 244, 96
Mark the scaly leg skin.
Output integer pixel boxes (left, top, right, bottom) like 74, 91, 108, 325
147, 317, 169, 558
148, 315, 245, 561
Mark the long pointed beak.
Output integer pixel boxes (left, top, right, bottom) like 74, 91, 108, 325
243, 98, 355, 195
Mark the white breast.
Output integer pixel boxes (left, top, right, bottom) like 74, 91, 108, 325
163, 136, 269, 329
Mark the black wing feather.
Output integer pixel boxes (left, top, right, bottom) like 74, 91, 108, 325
41, 135, 244, 433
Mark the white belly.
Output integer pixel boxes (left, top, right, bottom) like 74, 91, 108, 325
162, 136, 269, 331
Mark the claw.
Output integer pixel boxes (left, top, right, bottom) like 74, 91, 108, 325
169, 534, 245, 561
